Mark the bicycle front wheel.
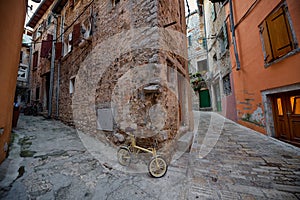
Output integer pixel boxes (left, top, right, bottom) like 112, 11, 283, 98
117, 147, 131, 166
148, 156, 168, 178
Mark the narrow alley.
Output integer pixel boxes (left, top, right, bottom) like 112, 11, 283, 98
0, 112, 299, 199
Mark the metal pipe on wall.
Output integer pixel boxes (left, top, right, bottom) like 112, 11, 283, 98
229, 0, 241, 71
48, 14, 57, 118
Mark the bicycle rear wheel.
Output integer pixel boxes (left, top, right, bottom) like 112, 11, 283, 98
117, 147, 131, 166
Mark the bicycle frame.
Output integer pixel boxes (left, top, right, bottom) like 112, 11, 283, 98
117, 132, 168, 177
128, 133, 157, 157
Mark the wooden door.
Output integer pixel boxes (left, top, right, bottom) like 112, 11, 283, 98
272, 90, 300, 146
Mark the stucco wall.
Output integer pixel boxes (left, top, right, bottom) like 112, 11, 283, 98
0, 0, 26, 163
231, 0, 300, 133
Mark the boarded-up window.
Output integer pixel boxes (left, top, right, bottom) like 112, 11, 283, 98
72, 23, 81, 46
40, 34, 53, 58
33, 51, 38, 69
259, 5, 295, 64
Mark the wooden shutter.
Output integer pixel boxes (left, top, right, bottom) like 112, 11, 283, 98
33, 51, 38, 68
72, 23, 81, 46
40, 34, 53, 58
267, 7, 293, 59
223, 22, 228, 49
40, 40, 48, 57
260, 21, 273, 63
55, 42, 62, 60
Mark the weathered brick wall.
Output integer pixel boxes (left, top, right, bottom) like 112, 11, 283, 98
55, 0, 189, 158
54, 0, 94, 124
30, 6, 56, 110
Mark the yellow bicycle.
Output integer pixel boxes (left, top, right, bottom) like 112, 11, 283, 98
117, 127, 168, 178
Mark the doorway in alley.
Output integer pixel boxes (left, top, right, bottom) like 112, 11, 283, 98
272, 90, 300, 146
199, 89, 211, 108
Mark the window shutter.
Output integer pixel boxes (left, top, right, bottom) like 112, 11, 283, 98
40, 34, 53, 58
33, 51, 38, 68
40, 40, 48, 58
55, 42, 62, 60
260, 21, 273, 63
72, 23, 81, 46
267, 7, 293, 59
223, 22, 228, 49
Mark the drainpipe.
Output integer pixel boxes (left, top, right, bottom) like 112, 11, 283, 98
229, 0, 240, 71
48, 13, 57, 118
56, 14, 64, 119
27, 44, 33, 103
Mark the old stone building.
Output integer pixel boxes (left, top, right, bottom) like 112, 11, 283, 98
202, 0, 237, 121
15, 30, 32, 108
27, 0, 56, 116
28, 0, 192, 156
186, 8, 210, 111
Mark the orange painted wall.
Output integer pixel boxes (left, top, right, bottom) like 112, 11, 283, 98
0, 1, 26, 163
230, 0, 300, 133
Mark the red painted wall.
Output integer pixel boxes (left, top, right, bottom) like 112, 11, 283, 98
229, 0, 300, 133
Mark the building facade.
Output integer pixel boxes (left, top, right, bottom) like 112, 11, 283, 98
186, 9, 210, 111
28, 0, 191, 156
229, 0, 300, 146
15, 30, 32, 108
0, 0, 27, 163
202, 0, 237, 121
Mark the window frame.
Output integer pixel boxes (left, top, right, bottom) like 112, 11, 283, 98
69, 77, 76, 94
63, 33, 72, 57
32, 51, 39, 70
222, 74, 232, 96
259, 3, 298, 67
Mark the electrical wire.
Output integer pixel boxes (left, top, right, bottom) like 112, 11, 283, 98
234, 0, 260, 28
23, 0, 94, 46
185, 0, 191, 28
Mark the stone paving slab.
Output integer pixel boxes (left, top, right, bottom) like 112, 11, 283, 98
0, 112, 300, 199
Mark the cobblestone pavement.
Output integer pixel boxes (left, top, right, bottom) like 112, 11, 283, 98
0, 112, 299, 200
